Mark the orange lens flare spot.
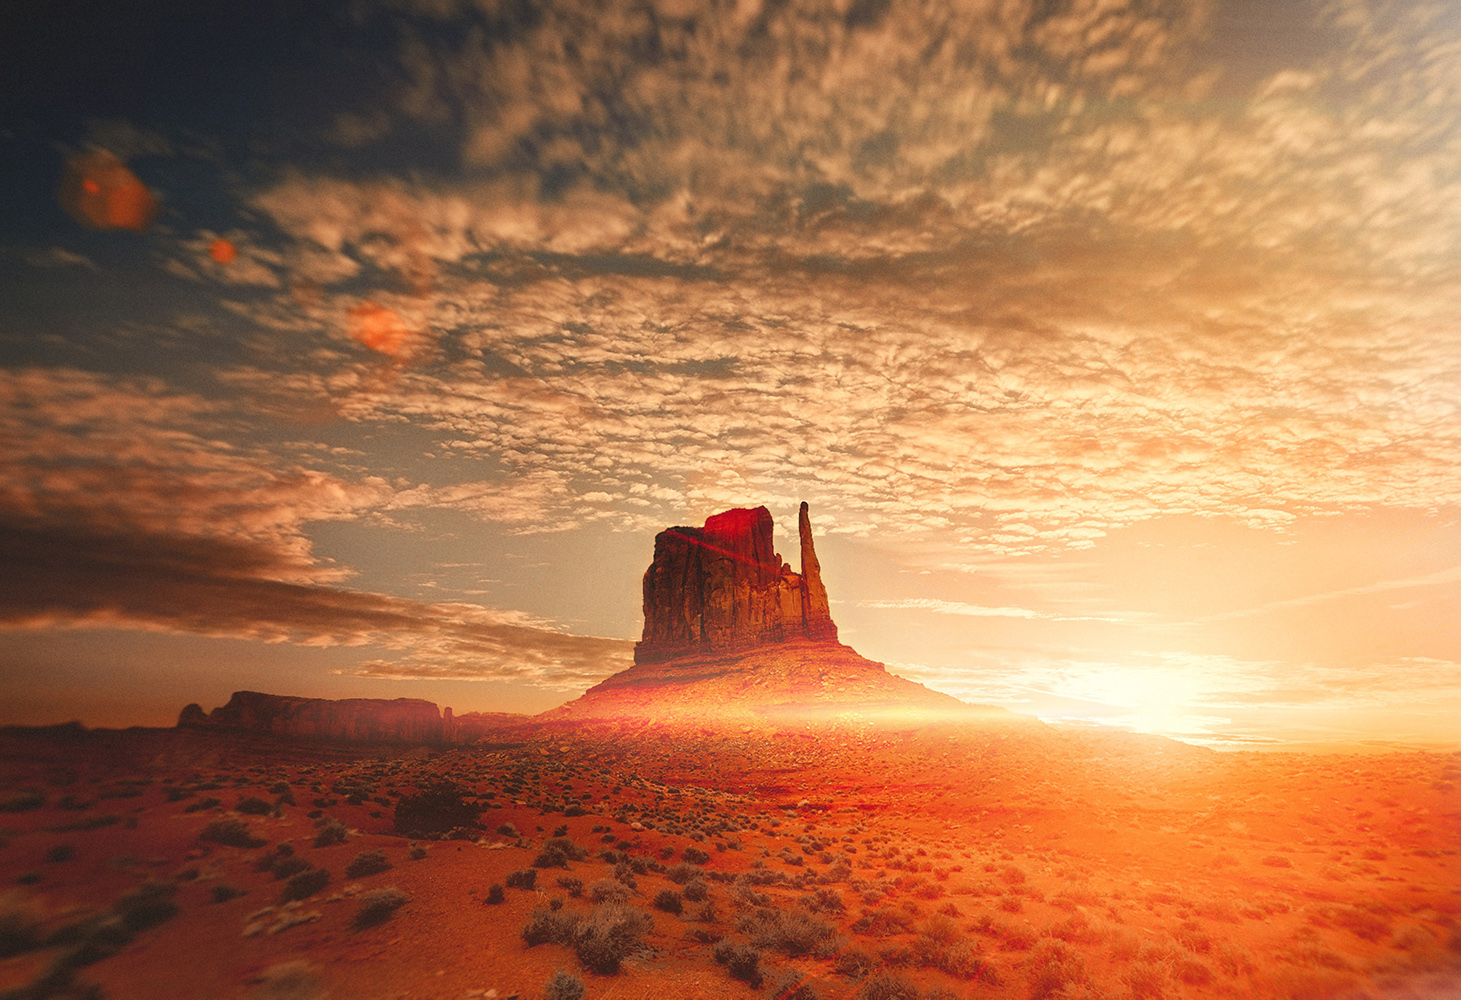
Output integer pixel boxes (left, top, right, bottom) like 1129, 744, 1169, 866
347, 301, 412, 357
209, 238, 237, 265
58, 150, 158, 232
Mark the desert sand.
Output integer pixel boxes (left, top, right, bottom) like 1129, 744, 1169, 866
0, 715, 1456, 1000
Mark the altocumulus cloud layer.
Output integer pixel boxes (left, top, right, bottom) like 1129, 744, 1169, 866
0, 0, 1457, 736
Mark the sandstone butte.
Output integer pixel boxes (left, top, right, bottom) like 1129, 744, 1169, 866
179, 502, 1012, 741
551, 502, 1008, 723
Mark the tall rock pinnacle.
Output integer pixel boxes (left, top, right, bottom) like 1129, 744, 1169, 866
634, 503, 839, 664
798, 501, 838, 642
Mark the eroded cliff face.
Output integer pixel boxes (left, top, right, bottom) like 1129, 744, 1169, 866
634, 502, 839, 664
178, 691, 446, 745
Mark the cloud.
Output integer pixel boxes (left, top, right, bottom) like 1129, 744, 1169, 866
1206, 564, 1461, 622
857, 597, 1146, 623
0, 368, 632, 687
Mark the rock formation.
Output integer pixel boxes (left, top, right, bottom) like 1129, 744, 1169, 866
635, 501, 838, 664
554, 502, 987, 722
178, 691, 448, 745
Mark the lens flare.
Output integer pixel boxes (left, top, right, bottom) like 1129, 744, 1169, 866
347, 301, 413, 357
57, 150, 158, 232
208, 238, 237, 264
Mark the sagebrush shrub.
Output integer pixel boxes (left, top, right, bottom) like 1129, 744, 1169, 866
573, 903, 653, 973
199, 818, 266, 848
835, 947, 875, 979
313, 820, 347, 848
353, 887, 408, 928
345, 850, 392, 878
543, 968, 585, 1000
654, 889, 683, 914
522, 907, 582, 946
534, 837, 588, 869
1028, 939, 1091, 1000
505, 868, 538, 890
589, 878, 631, 903
736, 906, 837, 956
712, 939, 763, 987
280, 867, 330, 903
854, 972, 919, 1000
393, 779, 480, 836
769, 970, 820, 1000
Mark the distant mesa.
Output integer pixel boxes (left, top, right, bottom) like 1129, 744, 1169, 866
177, 692, 518, 746
555, 503, 998, 723
179, 691, 448, 745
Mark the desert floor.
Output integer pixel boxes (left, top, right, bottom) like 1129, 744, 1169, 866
0, 717, 1457, 1000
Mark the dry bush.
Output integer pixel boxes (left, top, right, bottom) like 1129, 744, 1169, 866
280, 867, 330, 903
654, 889, 683, 915
666, 862, 701, 884
1108, 928, 1141, 960
851, 907, 914, 936
1124, 958, 1172, 999
999, 863, 1027, 886
505, 868, 538, 890
712, 938, 763, 987
999, 894, 1024, 913
114, 881, 180, 933
854, 972, 920, 1000
769, 970, 820, 1000
1214, 940, 1256, 977
1262, 854, 1294, 868
393, 779, 479, 836
1328, 905, 1392, 942
353, 888, 407, 929
1047, 909, 1103, 944
735, 905, 838, 956
345, 850, 391, 878
543, 968, 584, 1000
1172, 955, 1213, 986
534, 837, 588, 869
939, 937, 985, 979
0, 892, 45, 957
1001, 924, 1038, 951
835, 947, 876, 979
1028, 939, 1091, 1000
573, 903, 652, 973
312, 820, 346, 848
200, 818, 266, 848
589, 878, 631, 903
522, 907, 582, 946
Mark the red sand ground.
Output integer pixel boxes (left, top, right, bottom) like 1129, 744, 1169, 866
0, 718, 1457, 1000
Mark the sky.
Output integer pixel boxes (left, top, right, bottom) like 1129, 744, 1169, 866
0, 0, 1457, 748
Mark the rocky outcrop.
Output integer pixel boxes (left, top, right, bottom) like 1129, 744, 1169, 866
178, 691, 447, 745
635, 502, 838, 664
553, 501, 984, 723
